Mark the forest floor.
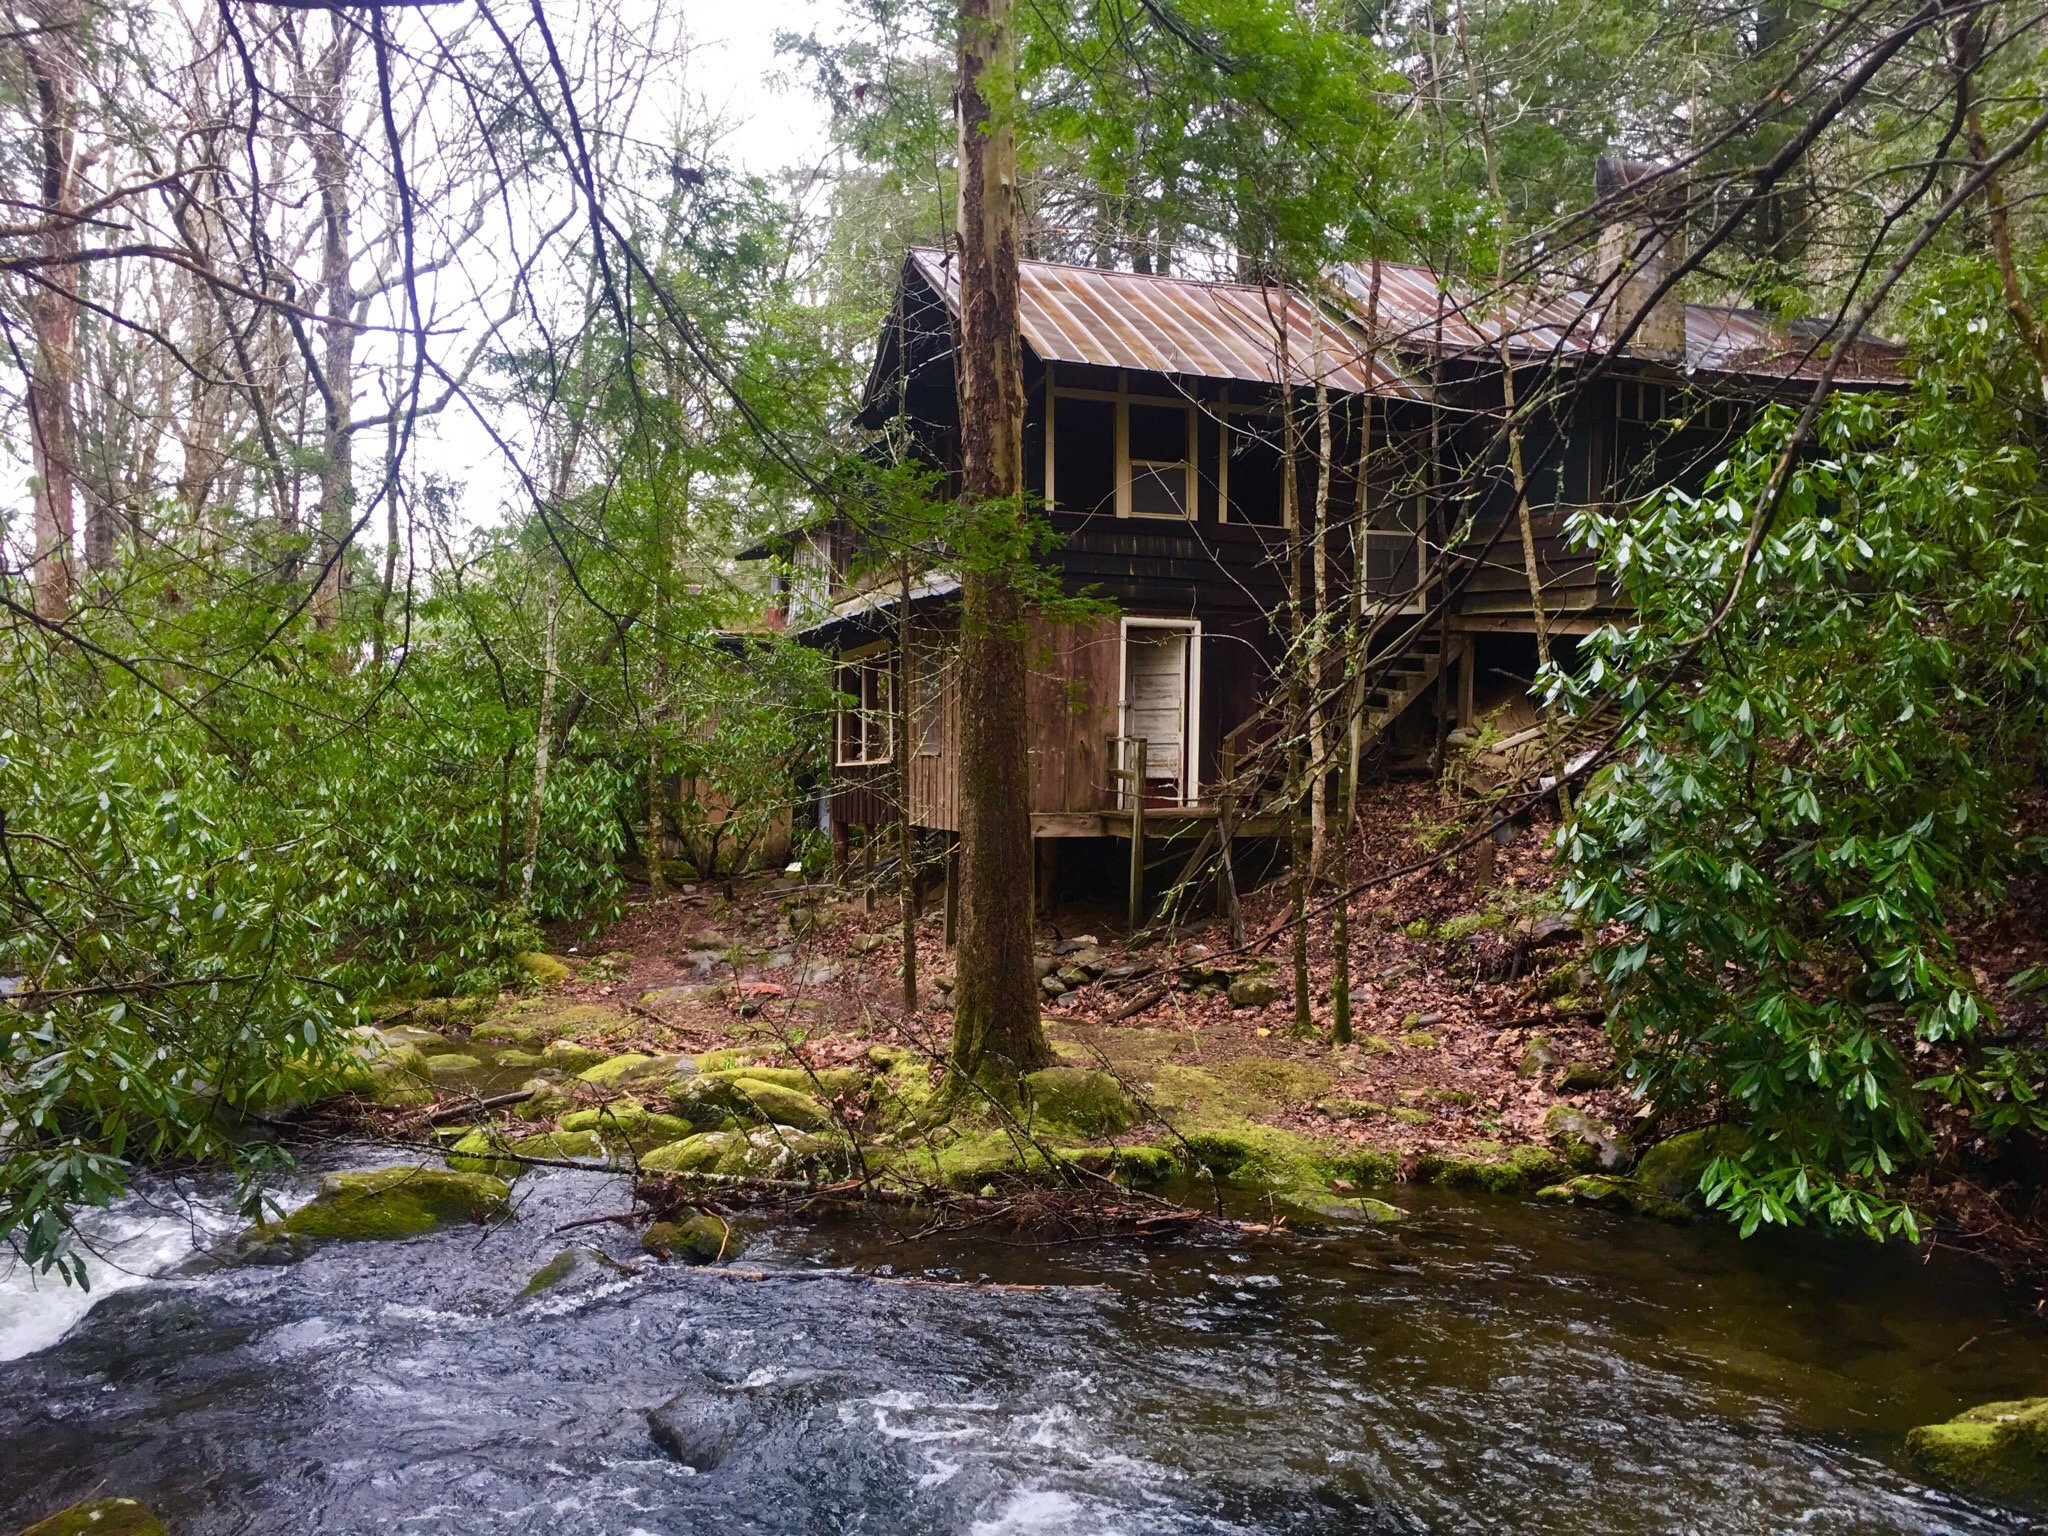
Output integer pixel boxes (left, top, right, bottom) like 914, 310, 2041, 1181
563, 782, 1622, 1176
333, 781, 2048, 1267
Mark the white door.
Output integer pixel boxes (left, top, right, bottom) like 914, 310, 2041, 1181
1122, 625, 1195, 804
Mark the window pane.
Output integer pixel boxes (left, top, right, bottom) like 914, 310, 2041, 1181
1129, 461, 1189, 517
1226, 418, 1285, 525
1052, 396, 1116, 514
1128, 402, 1188, 462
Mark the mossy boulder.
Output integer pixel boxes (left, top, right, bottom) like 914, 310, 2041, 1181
1226, 971, 1282, 1009
242, 1166, 510, 1258
423, 1052, 484, 1080
1273, 1189, 1408, 1224
363, 1045, 435, 1105
642, 1213, 738, 1264
561, 1103, 696, 1151
1556, 1059, 1608, 1092
446, 1128, 605, 1176
520, 1244, 630, 1298
1517, 1033, 1558, 1079
1023, 1066, 1141, 1138
515, 951, 575, 986
1537, 1174, 1692, 1223
1634, 1124, 1746, 1207
1544, 1105, 1632, 1173
676, 1073, 832, 1131
576, 1052, 685, 1092
1411, 1144, 1564, 1193
541, 1038, 608, 1073
1907, 1397, 2048, 1501
512, 1078, 574, 1121
1180, 1124, 1395, 1193
1315, 1097, 1388, 1122
640, 1128, 847, 1180
704, 1064, 866, 1098
14, 1498, 168, 1536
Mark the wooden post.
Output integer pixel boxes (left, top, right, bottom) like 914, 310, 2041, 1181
1126, 736, 1147, 935
1216, 737, 1241, 942
862, 825, 875, 912
1458, 635, 1476, 729
943, 839, 960, 947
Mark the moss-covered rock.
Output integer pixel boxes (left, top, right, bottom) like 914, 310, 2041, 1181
640, 1128, 847, 1180
512, 1077, 573, 1121
642, 1213, 738, 1264
1400, 1030, 1438, 1050
708, 1064, 866, 1098
1436, 908, 1508, 942
1536, 1174, 1692, 1223
515, 951, 575, 986
541, 1038, 608, 1073
1226, 972, 1282, 1009
1180, 1124, 1395, 1193
1544, 1105, 1633, 1173
14, 1497, 168, 1536
1634, 1124, 1746, 1206
364, 1045, 435, 1105
560, 1103, 696, 1151
1314, 1097, 1388, 1122
1273, 1189, 1408, 1224
1556, 1059, 1608, 1092
520, 1244, 630, 1298
576, 1052, 686, 1092
1390, 1106, 1431, 1126
676, 1073, 832, 1131
423, 1052, 484, 1080
1023, 1066, 1141, 1137
446, 1128, 605, 1176
1411, 1144, 1564, 1192
242, 1166, 510, 1258
1907, 1397, 2048, 1500
1517, 1033, 1558, 1079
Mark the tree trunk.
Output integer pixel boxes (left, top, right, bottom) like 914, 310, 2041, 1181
24, 14, 82, 617
305, 19, 358, 626
520, 578, 562, 910
947, 0, 1052, 1086
897, 555, 919, 1015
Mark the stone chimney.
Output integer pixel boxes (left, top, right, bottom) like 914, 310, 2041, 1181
1593, 155, 1688, 361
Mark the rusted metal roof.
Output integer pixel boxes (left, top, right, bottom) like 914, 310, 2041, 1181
1328, 259, 1597, 359
908, 248, 1423, 399
1329, 258, 1903, 383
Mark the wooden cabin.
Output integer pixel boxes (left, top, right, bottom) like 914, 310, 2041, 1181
749, 192, 1902, 915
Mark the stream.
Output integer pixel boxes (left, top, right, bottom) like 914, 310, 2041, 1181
2, 1150, 2045, 1535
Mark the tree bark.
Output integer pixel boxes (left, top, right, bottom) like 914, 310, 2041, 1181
304, 17, 358, 626
947, 0, 1052, 1086
23, 11, 83, 617
520, 576, 562, 910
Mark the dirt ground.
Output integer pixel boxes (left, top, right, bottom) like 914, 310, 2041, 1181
534, 783, 1627, 1168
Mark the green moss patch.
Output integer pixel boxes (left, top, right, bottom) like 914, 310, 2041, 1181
1023, 1066, 1142, 1138
1410, 1144, 1564, 1193
515, 951, 575, 986
1634, 1125, 1746, 1206
446, 1128, 605, 1176
14, 1498, 169, 1536
245, 1166, 510, 1256
1536, 1175, 1692, 1223
643, 1213, 737, 1264
1908, 1397, 2048, 1500
676, 1073, 832, 1131
561, 1103, 696, 1151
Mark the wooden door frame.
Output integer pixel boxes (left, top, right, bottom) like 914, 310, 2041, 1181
1116, 615, 1202, 805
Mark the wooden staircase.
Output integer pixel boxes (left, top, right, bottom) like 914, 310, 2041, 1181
1356, 629, 1462, 761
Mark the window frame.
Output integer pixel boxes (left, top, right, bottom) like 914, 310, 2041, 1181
1043, 370, 1200, 521
834, 643, 895, 768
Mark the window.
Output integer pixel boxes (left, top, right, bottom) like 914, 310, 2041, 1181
1127, 403, 1193, 518
1046, 382, 1196, 520
1363, 493, 1424, 601
1051, 395, 1116, 515
1224, 414, 1287, 526
835, 648, 894, 766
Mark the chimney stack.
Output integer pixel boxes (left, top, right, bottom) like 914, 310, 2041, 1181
1593, 155, 1688, 361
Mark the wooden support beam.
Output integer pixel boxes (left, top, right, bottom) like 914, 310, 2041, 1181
1126, 737, 1147, 935
943, 840, 959, 947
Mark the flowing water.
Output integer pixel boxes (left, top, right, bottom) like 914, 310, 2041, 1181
2, 1151, 2045, 1535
